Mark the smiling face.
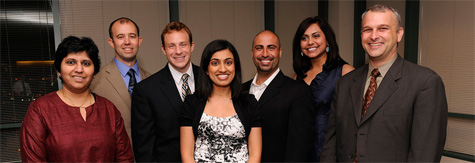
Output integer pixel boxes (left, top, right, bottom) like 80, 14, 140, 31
207, 49, 235, 88
108, 21, 143, 65
300, 23, 328, 59
361, 10, 404, 65
161, 30, 194, 73
251, 31, 282, 75
60, 51, 95, 93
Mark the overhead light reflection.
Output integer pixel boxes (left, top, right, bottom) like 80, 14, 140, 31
0, 10, 53, 25
16, 60, 54, 66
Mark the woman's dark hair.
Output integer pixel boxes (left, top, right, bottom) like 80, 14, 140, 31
197, 39, 242, 100
292, 16, 347, 78
54, 36, 101, 80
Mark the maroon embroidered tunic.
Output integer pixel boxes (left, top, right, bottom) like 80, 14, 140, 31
20, 92, 133, 162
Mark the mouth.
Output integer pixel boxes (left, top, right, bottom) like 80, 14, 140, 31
72, 76, 86, 82
217, 74, 229, 80
368, 43, 383, 48
173, 56, 186, 61
259, 59, 272, 66
307, 47, 318, 51
123, 47, 133, 52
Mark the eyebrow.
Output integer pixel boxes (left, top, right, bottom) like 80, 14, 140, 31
211, 58, 234, 60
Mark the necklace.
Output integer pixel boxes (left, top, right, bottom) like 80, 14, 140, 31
61, 89, 91, 108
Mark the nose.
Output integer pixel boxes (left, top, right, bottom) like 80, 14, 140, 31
307, 38, 315, 45
218, 62, 226, 72
262, 48, 269, 57
370, 30, 378, 40
75, 63, 84, 73
124, 36, 131, 45
175, 46, 182, 55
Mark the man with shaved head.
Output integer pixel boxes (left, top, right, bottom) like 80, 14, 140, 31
243, 30, 315, 162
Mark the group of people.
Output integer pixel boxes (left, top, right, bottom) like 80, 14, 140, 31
20, 4, 447, 162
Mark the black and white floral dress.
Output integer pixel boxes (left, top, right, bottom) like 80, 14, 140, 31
194, 112, 248, 162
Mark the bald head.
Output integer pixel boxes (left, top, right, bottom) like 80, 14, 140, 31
252, 30, 281, 48
251, 30, 282, 77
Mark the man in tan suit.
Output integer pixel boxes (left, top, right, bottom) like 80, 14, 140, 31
91, 17, 151, 145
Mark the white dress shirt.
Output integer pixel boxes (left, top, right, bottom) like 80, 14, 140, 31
169, 63, 195, 101
249, 68, 280, 101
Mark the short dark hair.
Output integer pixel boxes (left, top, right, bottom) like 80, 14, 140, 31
109, 17, 140, 39
161, 22, 193, 46
292, 16, 347, 78
54, 36, 101, 81
196, 39, 242, 100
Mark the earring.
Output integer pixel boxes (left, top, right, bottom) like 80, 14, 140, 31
300, 52, 304, 57
326, 44, 330, 53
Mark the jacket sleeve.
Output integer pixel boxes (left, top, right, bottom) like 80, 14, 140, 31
284, 84, 316, 161
179, 95, 195, 127
248, 94, 262, 128
408, 73, 447, 162
320, 83, 339, 162
20, 101, 48, 162
113, 105, 134, 162
131, 84, 156, 162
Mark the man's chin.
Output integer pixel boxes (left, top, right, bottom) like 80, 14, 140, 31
257, 67, 274, 73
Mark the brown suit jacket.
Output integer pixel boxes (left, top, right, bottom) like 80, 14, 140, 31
321, 55, 447, 162
90, 60, 151, 144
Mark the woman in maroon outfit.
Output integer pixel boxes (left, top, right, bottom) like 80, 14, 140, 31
20, 36, 134, 162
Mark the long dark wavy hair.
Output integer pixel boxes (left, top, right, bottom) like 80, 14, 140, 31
196, 39, 242, 100
292, 16, 347, 78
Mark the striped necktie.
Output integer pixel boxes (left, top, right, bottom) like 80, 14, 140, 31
181, 73, 191, 101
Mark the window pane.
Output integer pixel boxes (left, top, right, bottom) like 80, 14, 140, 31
0, 0, 57, 161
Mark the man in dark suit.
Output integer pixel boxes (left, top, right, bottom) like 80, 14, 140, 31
131, 22, 198, 162
321, 4, 447, 162
243, 30, 315, 162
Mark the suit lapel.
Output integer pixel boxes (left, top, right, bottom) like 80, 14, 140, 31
360, 56, 403, 124
351, 66, 368, 126
138, 67, 150, 80
160, 65, 183, 112
256, 71, 284, 109
105, 61, 131, 109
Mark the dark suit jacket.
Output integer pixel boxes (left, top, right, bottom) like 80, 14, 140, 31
243, 70, 315, 162
178, 93, 261, 141
321, 55, 448, 162
131, 64, 199, 162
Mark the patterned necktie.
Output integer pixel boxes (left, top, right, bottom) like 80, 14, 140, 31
362, 68, 380, 118
354, 68, 380, 163
181, 73, 191, 101
127, 69, 136, 96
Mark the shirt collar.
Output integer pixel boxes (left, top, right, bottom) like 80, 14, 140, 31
114, 58, 139, 77
168, 63, 194, 84
368, 54, 397, 79
251, 68, 280, 87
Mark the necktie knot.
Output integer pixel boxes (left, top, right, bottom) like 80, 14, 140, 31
371, 68, 380, 77
127, 69, 136, 96
182, 73, 189, 82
